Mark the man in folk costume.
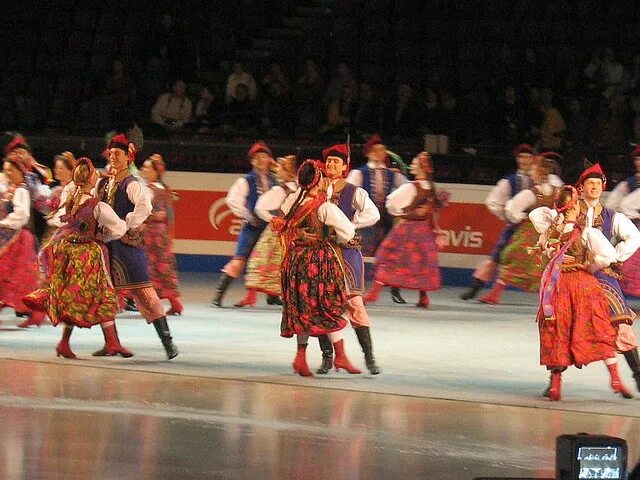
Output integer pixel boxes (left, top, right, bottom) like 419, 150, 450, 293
570, 162, 640, 392
346, 134, 408, 303
95, 133, 178, 359
5, 134, 53, 244
313, 143, 382, 374
211, 141, 276, 307
605, 145, 640, 211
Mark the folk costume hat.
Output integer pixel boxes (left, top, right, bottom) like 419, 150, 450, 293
363, 134, 384, 155
576, 161, 607, 190
512, 143, 535, 157
322, 143, 350, 177
248, 141, 272, 158
107, 133, 136, 163
630, 145, 640, 158
4, 135, 31, 155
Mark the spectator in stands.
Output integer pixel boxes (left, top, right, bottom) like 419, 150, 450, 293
148, 12, 187, 78
495, 85, 531, 146
225, 61, 257, 104
563, 97, 589, 147
139, 47, 171, 119
535, 88, 565, 151
386, 82, 424, 139
439, 89, 460, 142
319, 83, 357, 136
261, 61, 290, 96
150, 78, 193, 137
519, 47, 545, 89
293, 58, 326, 133
322, 60, 358, 107
260, 80, 295, 137
353, 81, 382, 138
100, 58, 136, 130
189, 85, 220, 133
422, 87, 442, 135
220, 83, 259, 135
601, 47, 626, 100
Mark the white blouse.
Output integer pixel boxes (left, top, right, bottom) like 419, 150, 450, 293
385, 180, 431, 216
254, 182, 297, 222
0, 186, 30, 229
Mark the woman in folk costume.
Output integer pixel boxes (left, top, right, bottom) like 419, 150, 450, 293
234, 154, 299, 307
275, 159, 361, 377
0, 158, 44, 328
140, 154, 183, 316
529, 185, 633, 400
364, 151, 449, 308
479, 154, 562, 304
38, 151, 77, 247
616, 148, 640, 298
23, 158, 131, 359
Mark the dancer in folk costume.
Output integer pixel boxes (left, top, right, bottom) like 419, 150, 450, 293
346, 134, 409, 303
94, 133, 178, 359
364, 151, 449, 308
275, 159, 361, 377
211, 141, 276, 307
0, 158, 45, 328
140, 154, 183, 316
39, 151, 77, 247
461, 144, 562, 300
572, 163, 640, 392
605, 145, 640, 211
529, 185, 634, 400
234, 154, 300, 307
479, 153, 563, 304
22, 158, 131, 359
305, 143, 381, 374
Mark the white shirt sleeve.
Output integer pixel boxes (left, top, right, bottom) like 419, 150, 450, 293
393, 171, 409, 189
225, 177, 254, 221
0, 187, 30, 229
548, 174, 564, 188
352, 187, 380, 229
254, 185, 288, 222
124, 179, 152, 230
618, 188, 640, 220
317, 202, 355, 243
484, 179, 512, 220
606, 181, 630, 211
345, 169, 363, 187
583, 227, 618, 269
385, 182, 417, 216
279, 188, 301, 216
529, 206, 559, 234
612, 211, 640, 262
47, 182, 76, 227
505, 189, 538, 224
94, 201, 128, 241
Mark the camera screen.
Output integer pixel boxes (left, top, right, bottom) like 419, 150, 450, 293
577, 446, 624, 479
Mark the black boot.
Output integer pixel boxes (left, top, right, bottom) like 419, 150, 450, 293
390, 287, 406, 304
460, 278, 484, 300
124, 298, 139, 311
211, 273, 234, 307
266, 295, 283, 306
316, 335, 334, 374
623, 348, 640, 392
153, 316, 179, 359
354, 326, 380, 374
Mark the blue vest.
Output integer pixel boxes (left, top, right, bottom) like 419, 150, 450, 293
505, 172, 524, 197
336, 183, 357, 221
245, 170, 274, 214
626, 175, 638, 193
359, 166, 394, 201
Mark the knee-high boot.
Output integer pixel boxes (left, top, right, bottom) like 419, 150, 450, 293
93, 321, 134, 357
211, 273, 234, 307
354, 326, 380, 374
332, 339, 362, 374
460, 278, 484, 300
292, 343, 312, 377
153, 316, 179, 359
548, 369, 562, 401
316, 335, 334, 374
623, 348, 640, 392
607, 362, 634, 399
56, 324, 76, 359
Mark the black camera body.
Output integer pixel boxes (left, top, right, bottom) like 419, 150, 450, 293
556, 433, 627, 480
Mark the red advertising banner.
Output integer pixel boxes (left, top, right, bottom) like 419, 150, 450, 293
437, 203, 506, 255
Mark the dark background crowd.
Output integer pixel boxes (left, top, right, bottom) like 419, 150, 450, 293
1, 0, 640, 185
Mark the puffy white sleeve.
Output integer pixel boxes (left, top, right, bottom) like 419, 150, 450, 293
125, 180, 152, 229
47, 182, 76, 227
606, 181, 630, 211
0, 187, 30, 229
385, 182, 417, 216
393, 171, 409, 188
225, 177, 253, 221
611, 211, 640, 262
94, 201, 128, 241
504, 189, 537, 224
618, 188, 640, 220
279, 188, 301, 216
254, 185, 287, 222
548, 174, 564, 188
583, 227, 618, 270
529, 206, 559, 234
345, 169, 364, 187
484, 179, 511, 220
352, 187, 380, 229
317, 202, 355, 243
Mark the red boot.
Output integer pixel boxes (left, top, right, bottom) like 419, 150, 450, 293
333, 339, 362, 374
93, 322, 134, 358
234, 288, 257, 308
56, 325, 76, 359
607, 362, 634, 399
18, 311, 45, 328
548, 370, 562, 401
292, 343, 313, 377
417, 291, 430, 308
167, 297, 183, 316
364, 282, 383, 304
479, 282, 505, 304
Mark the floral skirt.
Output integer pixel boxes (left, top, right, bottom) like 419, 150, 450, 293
538, 270, 616, 368
498, 221, 546, 292
0, 228, 39, 311
619, 249, 640, 298
280, 240, 348, 338
374, 220, 441, 291
245, 227, 282, 296
23, 239, 118, 328
144, 222, 180, 299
